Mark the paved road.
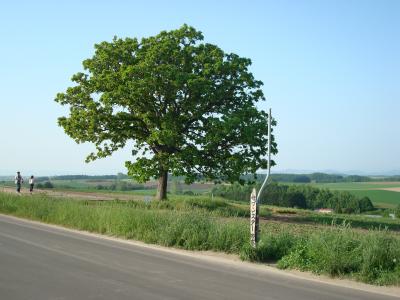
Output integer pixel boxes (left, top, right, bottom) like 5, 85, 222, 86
0, 214, 398, 300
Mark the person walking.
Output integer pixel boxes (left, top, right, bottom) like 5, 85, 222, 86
29, 175, 35, 194
15, 171, 24, 193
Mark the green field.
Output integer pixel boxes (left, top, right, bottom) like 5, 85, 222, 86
311, 182, 400, 190
0, 178, 212, 196
306, 182, 400, 208
2, 177, 399, 208
347, 190, 400, 208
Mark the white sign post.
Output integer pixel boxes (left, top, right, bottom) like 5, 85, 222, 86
250, 188, 259, 247
250, 108, 272, 248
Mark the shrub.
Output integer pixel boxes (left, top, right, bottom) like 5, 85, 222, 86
279, 223, 363, 276
42, 181, 54, 189
213, 182, 374, 213
395, 205, 400, 219
278, 224, 400, 285
240, 231, 297, 262
359, 232, 400, 285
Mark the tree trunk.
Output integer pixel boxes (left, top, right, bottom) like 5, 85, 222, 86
156, 170, 168, 200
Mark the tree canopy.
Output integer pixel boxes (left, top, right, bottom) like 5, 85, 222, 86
55, 25, 277, 199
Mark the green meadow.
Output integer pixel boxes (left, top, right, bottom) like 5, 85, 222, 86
308, 182, 400, 208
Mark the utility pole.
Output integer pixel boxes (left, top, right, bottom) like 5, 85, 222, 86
250, 108, 272, 248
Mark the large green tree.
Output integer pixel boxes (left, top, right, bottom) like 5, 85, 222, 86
55, 25, 277, 200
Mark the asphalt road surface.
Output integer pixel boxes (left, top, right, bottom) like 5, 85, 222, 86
0, 214, 398, 300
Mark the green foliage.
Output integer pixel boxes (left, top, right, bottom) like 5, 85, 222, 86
37, 181, 54, 189
45, 175, 122, 180
170, 179, 183, 195
281, 192, 307, 208
359, 233, 400, 284
299, 182, 400, 208
55, 24, 277, 199
286, 226, 361, 276
268, 174, 311, 183
106, 181, 146, 191
348, 190, 400, 208
294, 213, 400, 231
266, 173, 373, 183
241, 173, 400, 184
212, 182, 374, 213
181, 197, 250, 217
0, 192, 248, 253
278, 224, 400, 285
240, 231, 297, 262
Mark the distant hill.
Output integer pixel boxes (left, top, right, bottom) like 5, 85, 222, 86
272, 169, 400, 176
241, 173, 400, 183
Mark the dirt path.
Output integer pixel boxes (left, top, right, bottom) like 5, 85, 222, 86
0, 187, 146, 201
364, 181, 400, 185
376, 187, 400, 192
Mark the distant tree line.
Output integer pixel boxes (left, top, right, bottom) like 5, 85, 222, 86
240, 172, 400, 183
95, 181, 151, 191
255, 173, 372, 183
30, 172, 400, 185
212, 182, 374, 214
36, 173, 129, 182
35, 173, 198, 183
36, 181, 54, 189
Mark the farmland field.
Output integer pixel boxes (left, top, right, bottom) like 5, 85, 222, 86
0, 178, 214, 192
2, 177, 399, 208
307, 182, 400, 208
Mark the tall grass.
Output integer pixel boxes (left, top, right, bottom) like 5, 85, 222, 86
0, 193, 249, 253
0, 192, 399, 285
293, 213, 400, 231
277, 223, 400, 285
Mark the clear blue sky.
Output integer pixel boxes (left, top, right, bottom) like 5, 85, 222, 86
0, 0, 399, 176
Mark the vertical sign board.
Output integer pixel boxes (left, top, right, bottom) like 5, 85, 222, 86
250, 109, 272, 248
251, 108, 271, 248
250, 188, 259, 248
